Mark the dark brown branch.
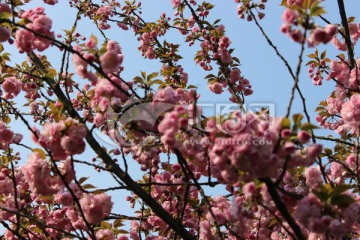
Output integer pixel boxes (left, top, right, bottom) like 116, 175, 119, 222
261, 178, 305, 240
336, 0, 355, 69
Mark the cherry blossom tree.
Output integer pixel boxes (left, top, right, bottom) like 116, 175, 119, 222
0, 0, 359, 239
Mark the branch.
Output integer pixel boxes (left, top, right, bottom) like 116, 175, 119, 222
249, 9, 312, 123
261, 178, 306, 240
336, 0, 355, 69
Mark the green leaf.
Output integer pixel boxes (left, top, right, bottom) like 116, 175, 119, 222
347, 16, 355, 23
187, 85, 198, 89
113, 219, 124, 228
78, 177, 89, 184
292, 113, 303, 126
133, 76, 144, 83
302, 0, 313, 9
307, 53, 317, 58
213, 19, 221, 25
32, 148, 46, 159
300, 122, 319, 131
150, 79, 163, 85
310, 6, 326, 16
329, 184, 350, 198
147, 72, 158, 81
82, 184, 96, 189
100, 221, 112, 229
280, 0, 288, 7
0, 12, 12, 20
330, 194, 355, 208
320, 51, 326, 59
323, 148, 332, 155
280, 118, 291, 129
2, 115, 11, 124
313, 189, 328, 202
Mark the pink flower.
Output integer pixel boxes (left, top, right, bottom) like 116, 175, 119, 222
34, 118, 87, 160
340, 94, 360, 134
0, 3, 12, 14
60, 136, 86, 156
282, 9, 298, 24
0, 122, 14, 150
0, 27, 10, 42
15, 7, 54, 52
0, 122, 14, 144
306, 144, 323, 158
290, 29, 304, 43
295, 193, 322, 229
79, 193, 113, 224
15, 29, 36, 53
21, 153, 59, 196
297, 130, 311, 143
1, 77, 22, 99
95, 229, 115, 240
305, 166, 323, 189
153, 86, 177, 103
209, 82, 223, 94
100, 50, 123, 73
242, 182, 257, 197
281, 129, 292, 138
43, 0, 58, 5
310, 28, 331, 44
230, 68, 241, 83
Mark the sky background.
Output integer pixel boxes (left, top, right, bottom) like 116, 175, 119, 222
2, 0, 360, 234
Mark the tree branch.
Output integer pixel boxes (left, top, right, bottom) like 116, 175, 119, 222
336, 0, 355, 69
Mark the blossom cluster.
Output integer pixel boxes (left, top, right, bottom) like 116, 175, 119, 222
281, 8, 337, 47
32, 117, 87, 160
0, 121, 22, 150
1, 152, 113, 239
15, 7, 55, 53
73, 38, 124, 84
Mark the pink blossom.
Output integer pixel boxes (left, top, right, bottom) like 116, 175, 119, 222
282, 9, 298, 24
340, 94, 360, 134
34, 118, 87, 160
95, 229, 115, 240
289, 29, 304, 43
43, 0, 58, 5
209, 82, 223, 94
345, 153, 360, 172
79, 193, 113, 224
21, 153, 59, 196
310, 28, 331, 44
153, 86, 177, 103
332, 37, 347, 51
15, 29, 36, 53
100, 43, 123, 73
1, 77, 22, 99
0, 3, 12, 14
295, 193, 322, 229
230, 68, 241, 83
306, 144, 323, 158
0, 122, 14, 149
242, 182, 257, 197
0, 27, 11, 42
297, 130, 311, 143
305, 166, 323, 189
15, 7, 54, 52
60, 136, 86, 156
